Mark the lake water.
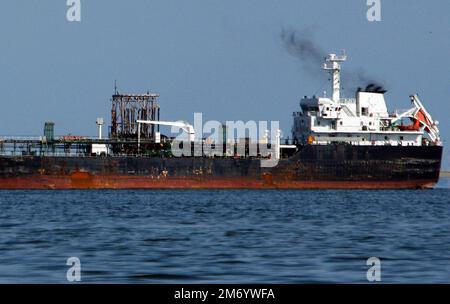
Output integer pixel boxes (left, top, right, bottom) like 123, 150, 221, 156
0, 178, 449, 283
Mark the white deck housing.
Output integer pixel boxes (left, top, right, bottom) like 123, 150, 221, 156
292, 53, 441, 147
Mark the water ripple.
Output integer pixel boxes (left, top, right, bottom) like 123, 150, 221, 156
0, 182, 450, 283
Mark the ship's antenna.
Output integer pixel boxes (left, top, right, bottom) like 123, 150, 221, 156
323, 52, 347, 102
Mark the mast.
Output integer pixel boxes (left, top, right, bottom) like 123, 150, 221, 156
323, 52, 347, 102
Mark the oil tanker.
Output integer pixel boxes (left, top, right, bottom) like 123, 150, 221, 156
0, 53, 443, 189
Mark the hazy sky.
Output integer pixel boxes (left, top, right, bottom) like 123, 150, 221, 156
0, 0, 449, 168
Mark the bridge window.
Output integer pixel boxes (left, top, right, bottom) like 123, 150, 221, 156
361, 107, 369, 116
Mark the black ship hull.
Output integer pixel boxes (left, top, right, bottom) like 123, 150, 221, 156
0, 145, 443, 189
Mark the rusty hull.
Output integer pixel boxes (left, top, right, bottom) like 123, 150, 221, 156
0, 145, 443, 189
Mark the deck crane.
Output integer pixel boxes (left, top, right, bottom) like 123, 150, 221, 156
409, 94, 440, 144
391, 95, 440, 144
136, 120, 195, 152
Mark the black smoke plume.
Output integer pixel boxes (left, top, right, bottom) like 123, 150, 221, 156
280, 27, 326, 79
346, 68, 386, 94
281, 28, 386, 94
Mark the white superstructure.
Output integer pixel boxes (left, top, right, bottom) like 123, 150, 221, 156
292, 53, 441, 147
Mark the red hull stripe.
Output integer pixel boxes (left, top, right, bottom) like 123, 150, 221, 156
0, 176, 437, 190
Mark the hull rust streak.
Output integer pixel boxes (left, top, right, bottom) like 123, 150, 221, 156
0, 145, 442, 190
